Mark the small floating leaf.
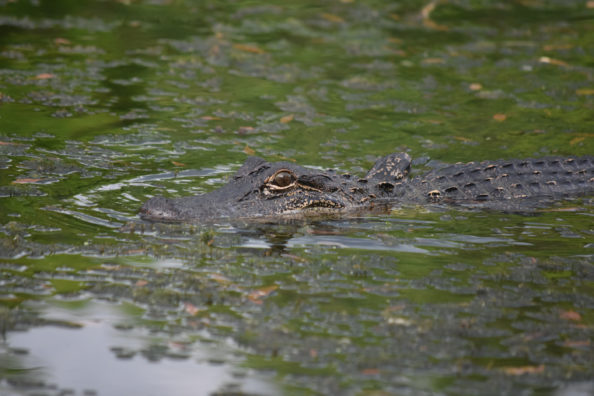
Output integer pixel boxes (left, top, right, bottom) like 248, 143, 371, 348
543, 43, 573, 51
503, 365, 544, 375
559, 310, 581, 321
421, 1, 448, 31
539, 56, 568, 67
247, 285, 278, 304
422, 58, 444, 64
238, 126, 254, 134
361, 368, 380, 375
321, 13, 344, 23
563, 340, 590, 348
280, 114, 294, 123
210, 273, 231, 285
12, 178, 42, 184
34, 73, 55, 79
184, 302, 200, 316
233, 43, 265, 54
569, 137, 585, 145
54, 38, 71, 45
576, 88, 594, 96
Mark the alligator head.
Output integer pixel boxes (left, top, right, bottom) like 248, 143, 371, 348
140, 153, 412, 222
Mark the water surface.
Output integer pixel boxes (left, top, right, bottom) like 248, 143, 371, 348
1, 0, 593, 395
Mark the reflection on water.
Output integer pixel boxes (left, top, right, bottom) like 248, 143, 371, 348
1, 302, 277, 396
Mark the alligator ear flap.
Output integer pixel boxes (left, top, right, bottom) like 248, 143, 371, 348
234, 156, 268, 179
365, 153, 412, 181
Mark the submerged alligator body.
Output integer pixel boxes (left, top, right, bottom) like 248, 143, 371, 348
140, 153, 594, 222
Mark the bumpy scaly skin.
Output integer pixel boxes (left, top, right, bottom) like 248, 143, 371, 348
140, 153, 594, 222
385, 155, 594, 212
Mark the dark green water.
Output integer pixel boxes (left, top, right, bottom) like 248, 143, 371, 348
0, 0, 593, 395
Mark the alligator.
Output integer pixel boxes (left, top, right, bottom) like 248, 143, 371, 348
140, 153, 594, 222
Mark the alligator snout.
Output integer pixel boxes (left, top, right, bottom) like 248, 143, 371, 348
140, 196, 182, 222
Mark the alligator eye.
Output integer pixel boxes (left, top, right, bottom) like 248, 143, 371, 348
273, 171, 295, 187
264, 169, 297, 192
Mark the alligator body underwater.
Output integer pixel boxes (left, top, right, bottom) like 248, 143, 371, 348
140, 153, 594, 222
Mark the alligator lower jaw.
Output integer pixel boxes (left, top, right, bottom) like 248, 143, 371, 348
139, 210, 184, 223
278, 202, 394, 219
281, 206, 347, 217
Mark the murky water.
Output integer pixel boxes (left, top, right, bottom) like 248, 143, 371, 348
1, 0, 593, 395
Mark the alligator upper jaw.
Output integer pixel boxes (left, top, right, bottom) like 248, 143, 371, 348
140, 192, 354, 223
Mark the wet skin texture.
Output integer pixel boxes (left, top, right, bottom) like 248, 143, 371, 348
140, 153, 594, 222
